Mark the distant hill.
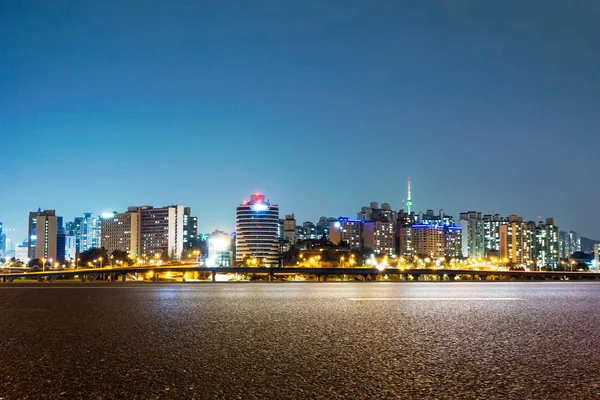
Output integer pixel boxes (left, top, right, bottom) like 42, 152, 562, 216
581, 237, 600, 253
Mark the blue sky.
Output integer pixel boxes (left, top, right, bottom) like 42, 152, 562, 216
1, 0, 599, 242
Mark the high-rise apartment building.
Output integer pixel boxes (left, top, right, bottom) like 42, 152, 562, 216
407, 224, 445, 258
532, 218, 560, 268
594, 244, 599, 272
101, 211, 141, 257
139, 205, 185, 260
363, 220, 395, 255
27, 209, 59, 260
235, 193, 280, 267
560, 231, 581, 258
399, 224, 462, 258
499, 215, 533, 265
458, 211, 485, 258
483, 214, 504, 256
329, 218, 363, 250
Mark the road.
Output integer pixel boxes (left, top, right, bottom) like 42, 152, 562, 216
0, 282, 599, 399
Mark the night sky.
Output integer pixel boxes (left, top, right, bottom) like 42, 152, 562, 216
1, 0, 599, 242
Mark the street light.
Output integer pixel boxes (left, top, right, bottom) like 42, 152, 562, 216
99, 257, 103, 268
41, 258, 46, 272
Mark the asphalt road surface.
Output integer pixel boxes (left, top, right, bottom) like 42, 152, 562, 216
1, 282, 599, 399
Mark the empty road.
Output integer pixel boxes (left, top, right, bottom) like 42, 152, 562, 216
1, 282, 599, 399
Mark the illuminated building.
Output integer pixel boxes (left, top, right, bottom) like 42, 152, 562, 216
408, 225, 445, 258
560, 231, 581, 258
100, 211, 140, 257
499, 215, 533, 265
358, 202, 397, 224
458, 211, 484, 258
235, 193, 280, 267
27, 209, 59, 260
363, 220, 395, 255
78, 213, 101, 252
483, 214, 504, 256
206, 230, 233, 267
594, 244, 599, 272
295, 217, 334, 241
329, 218, 363, 250
419, 209, 455, 227
182, 207, 198, 251
531, 218, 560, 269
402, 224, 462, 258
138, 205, 185, 260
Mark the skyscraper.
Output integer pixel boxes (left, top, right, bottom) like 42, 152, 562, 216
499, 215, 533, 266
27, 209, 59, 261
235, 193, 280, 267
560, 231, 581, 258
100, 210, 141, 258
483, 214, 504, 256
138, 205, 185, 260
79, 213, 101, 252
532, 218, 560, 269
458, 211, 485, 258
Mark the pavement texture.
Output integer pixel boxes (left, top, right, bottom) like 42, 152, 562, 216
0, 282, 599, 399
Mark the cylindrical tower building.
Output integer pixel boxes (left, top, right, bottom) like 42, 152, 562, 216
235, 193, 280, 267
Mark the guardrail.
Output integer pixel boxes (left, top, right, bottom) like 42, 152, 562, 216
1, 265, 599, 283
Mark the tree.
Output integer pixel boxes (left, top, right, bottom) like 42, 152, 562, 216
79, 247, 109, 268
111, 250, 130, 265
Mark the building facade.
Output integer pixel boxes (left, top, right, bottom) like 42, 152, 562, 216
532, 218, 560, 268
139, 205, 185, 260
483, 214, 504, 257
329, 218, 363, 250
363, 220, 395, 255
235, 193, 280, 267
182, 207, 198, 252
27, 209, 59, 261
101, 211, 141, 258
78, 213, 101, 252
499, 215, 533, 266
283, 214, 296, 245
560, 231, 581, 258
458, 211, 484, 258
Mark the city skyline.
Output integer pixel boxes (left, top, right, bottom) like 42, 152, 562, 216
2, 1, 599, 241
0, 183, 598, 246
